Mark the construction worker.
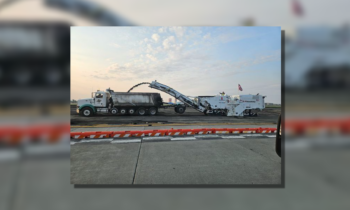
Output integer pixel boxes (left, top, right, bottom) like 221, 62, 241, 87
220, 91, 226, 96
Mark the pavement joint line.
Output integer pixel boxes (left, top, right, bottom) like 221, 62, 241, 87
132, 140, 142, 184
171, 137, 197, 141
111, 139, 141, 143
266, 135, 276, 138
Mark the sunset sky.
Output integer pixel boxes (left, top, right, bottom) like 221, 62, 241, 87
71, 26, 281, 103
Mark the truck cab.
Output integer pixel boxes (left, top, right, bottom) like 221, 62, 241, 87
92, 91, 110, 107
76, 91, 110, 116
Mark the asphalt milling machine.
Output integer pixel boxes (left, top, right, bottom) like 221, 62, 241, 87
76, 80, 266, 117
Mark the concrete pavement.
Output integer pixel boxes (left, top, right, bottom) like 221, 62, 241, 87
71, 135, 281, 185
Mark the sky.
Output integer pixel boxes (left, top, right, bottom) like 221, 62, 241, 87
71, 26, 281, 103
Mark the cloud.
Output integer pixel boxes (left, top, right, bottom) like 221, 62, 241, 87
103, 30, 280, 85
221, 51, 281, 75
108, 63, 136, 73
113, 43, 121, 48
91, 74, 113, 80
158, 27, 167, 33
152, 33, 160, 42
170, 27, 185, 38
218, 32, 258, 43
203, 33, 211, 40
163, 36, 175, 49
146, 54, 157, 61
124, 63, 132, 68
146, 44, 153, 53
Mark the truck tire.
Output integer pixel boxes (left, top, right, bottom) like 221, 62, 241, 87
111, 108, 118, 115
174, 107, 179, 113
128, 108, 135, 115
221, 110, 227, 116
137, 107, 146, 116
120, 108, 127, 115
148, 107, 158, 115
81, 107, 93, 117
177, 106, 185, 114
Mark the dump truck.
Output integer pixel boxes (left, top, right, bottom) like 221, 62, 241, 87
76, 89, 185, 117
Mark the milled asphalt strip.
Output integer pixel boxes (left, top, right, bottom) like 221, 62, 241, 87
221, 135, 246, 139
111, 139, 141, 144
142, 137, 171, 142
171, 137, 197, 141
194, 135, 220, 138
0, 149, 20, 161
241, 134, 266, 137
70, 138, 114, 145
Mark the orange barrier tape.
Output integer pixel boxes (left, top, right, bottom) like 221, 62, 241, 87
2, 117, 350, 145
167, 129, 186, 136
83, 131, 113, 139
69, 128, 278, 140
0, 124, 70, 145
148, 129, 167, 137
215, 128, 230, 134
111, 131, 132, 138
257, 127, 276, 134
227, 128, 241, 134
71, 132, 85, 139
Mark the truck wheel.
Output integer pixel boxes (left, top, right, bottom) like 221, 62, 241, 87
174, 107, 179, 113
111, 108, 118, 115
149, 107, 158, 115
128, 108, 135, 115
81, 107, 93, 117
177, 106, 185, 114
120, 108, 127, 115
137, 108, 146, 116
